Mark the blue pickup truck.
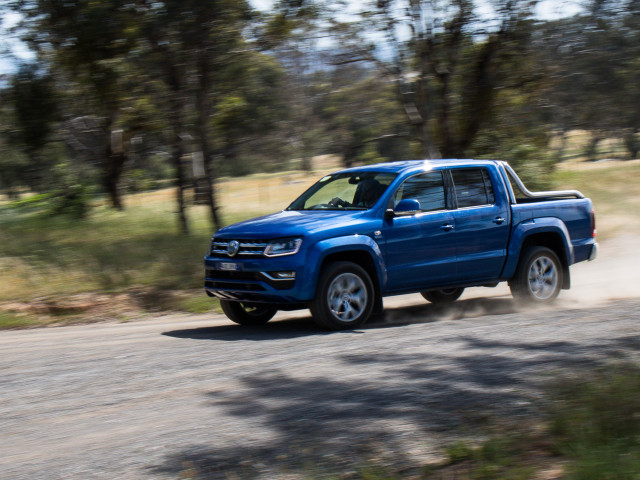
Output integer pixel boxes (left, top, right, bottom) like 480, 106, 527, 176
204, 160, 597, 330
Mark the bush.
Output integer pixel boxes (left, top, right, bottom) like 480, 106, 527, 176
48, 183, 92, 219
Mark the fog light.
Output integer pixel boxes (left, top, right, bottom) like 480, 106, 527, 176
274, 271, 296, 279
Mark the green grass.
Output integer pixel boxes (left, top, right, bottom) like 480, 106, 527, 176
425, 364, 640, 480
175, 292, 221, 314
425, 436, 539, 480
548, 364, 640, 480
0, 311, 38, 329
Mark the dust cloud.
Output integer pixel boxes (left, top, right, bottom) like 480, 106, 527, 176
560, 235, 640, 308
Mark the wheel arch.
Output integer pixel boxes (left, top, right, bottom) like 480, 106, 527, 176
503, 222, 573, 290
305, 235, 386, 295
319, 249, 382, 304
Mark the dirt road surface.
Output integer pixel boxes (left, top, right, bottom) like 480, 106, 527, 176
1, 236, 639, 479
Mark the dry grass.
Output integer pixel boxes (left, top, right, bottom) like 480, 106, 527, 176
0, 167, 332, 327
553, 160, 640, 239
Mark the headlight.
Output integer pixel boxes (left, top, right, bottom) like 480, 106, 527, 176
264, 238, 302, 257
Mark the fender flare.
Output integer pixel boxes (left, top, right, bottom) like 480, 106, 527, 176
501, 218, 575, 280
302, 235, 387, 300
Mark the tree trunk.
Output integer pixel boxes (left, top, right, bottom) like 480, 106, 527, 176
402, 83, 441, 159
104, 114, 125, 211
196, 51, 222, 231
585, 134, 601, 162
173, 152, 189, 236
104, 152, 125, 210
456, 37, 500, 156
166, 67, 190, 235
301, 132, 313, 172
624, 128, 639, 160
552, 129, 568, 163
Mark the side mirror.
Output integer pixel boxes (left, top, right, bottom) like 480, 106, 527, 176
391, 199, 421, 217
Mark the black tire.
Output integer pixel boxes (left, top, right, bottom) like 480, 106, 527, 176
220, 300, 277, 326
420, 287, 464, 304
509, 246, 563, 304
310, 261, 375, 330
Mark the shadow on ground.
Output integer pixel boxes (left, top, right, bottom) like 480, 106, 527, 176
153, 299, 640, 479
162, 296, 518, 342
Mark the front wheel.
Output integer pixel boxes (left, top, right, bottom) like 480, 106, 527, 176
310, 261, 375, 330
509, 246, 563, 304
220, 300, 277, 326
420, 287, 464, 304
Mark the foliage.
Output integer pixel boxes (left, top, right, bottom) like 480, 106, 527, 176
8, 63, 58, 155
211, 51, 290, 176
362, 0, 544, 161
318, 67, 410, 166
0, 64, 59, 195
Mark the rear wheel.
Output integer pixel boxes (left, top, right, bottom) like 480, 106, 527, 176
220, 300, 277, 326
310, 261, 375, 330
510, 246, 563, 304
420, 287, 464, 304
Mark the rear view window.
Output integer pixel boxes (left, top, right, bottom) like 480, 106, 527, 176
451, 168, 495, 208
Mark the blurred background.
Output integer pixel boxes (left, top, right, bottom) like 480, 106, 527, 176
0, 0, 639, 325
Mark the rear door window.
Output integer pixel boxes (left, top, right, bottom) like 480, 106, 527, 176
450, 168, 495, 208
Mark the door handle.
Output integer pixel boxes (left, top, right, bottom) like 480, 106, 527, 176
440, 224, 455, 232
492, 217, 506, 225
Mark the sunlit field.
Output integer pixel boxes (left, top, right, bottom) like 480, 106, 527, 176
0, 166, 334, 326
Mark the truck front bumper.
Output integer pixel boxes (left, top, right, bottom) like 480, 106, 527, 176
204, 255, 313, 305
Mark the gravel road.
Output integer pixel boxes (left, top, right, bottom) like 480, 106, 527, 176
1, 237, 639, 480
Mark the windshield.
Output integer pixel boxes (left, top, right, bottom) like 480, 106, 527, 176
287, 172, 397, 211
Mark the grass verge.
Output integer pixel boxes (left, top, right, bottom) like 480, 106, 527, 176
547, 364, 640, 480
0, 311, 38, 329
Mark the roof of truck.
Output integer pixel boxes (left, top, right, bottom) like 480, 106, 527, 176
337, 159, 501, 174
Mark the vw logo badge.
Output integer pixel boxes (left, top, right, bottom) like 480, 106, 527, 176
227, 240, 240, 257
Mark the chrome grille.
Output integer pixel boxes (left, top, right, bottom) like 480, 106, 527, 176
210, 238, 268, 257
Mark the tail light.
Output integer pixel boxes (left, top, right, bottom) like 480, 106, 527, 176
591, 209, 597, 238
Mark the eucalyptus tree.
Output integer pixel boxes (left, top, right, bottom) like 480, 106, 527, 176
257, 0, 329, 172
539, 0, 640, 160
211, 51, 288, 176
134, 0, 255, 231
8, 0, 137, 210
366, 0, 542, 159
